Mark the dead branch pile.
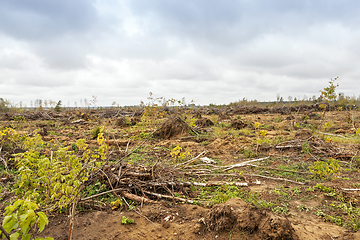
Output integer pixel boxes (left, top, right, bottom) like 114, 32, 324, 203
81, 162, 195, 207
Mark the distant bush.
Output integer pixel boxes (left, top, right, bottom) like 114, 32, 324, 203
0, 98, 10, 112
54, 100, 62, 112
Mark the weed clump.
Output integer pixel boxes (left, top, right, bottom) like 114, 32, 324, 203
91, 126, 101, 139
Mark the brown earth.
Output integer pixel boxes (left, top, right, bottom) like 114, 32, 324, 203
39, 196, 357, 240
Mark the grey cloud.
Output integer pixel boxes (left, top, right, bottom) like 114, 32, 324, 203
0, 0, 98, 41
129, 0, 360, 46
0, 0, 100, 70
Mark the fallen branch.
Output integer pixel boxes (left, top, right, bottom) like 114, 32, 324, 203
175, 151, 207, 168
120, 190, 157, 204
184, 168, 212, 173
318, 132, 346, 139
247, 165, 311, 175
68, 199, 78, 240
81, 188, 125, 201
182, 163, 219, 169
144, 191, 194, 204
0, 147, 8, 171
183, 173, 239, 177
121, 197, 159, 229
275, 145, 302, 149
222, 157, 269, 171
79, 200, 108, 211
189, 181, 249, 187
244, 174, 305, 185
71, 119, 86, 124
0, 225, 10, 240
124, 172, 151, 178
147, 180, 249, 187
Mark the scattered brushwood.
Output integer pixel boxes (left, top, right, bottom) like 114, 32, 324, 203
275, 136, 357, 160
96, 109, 144, 119
0, 111, 64, 120
229, 104, 358, 115
0, 108, 145, 122
1, 103, 357, 122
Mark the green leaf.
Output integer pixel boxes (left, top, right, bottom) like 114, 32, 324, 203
3, 215, 17, 233
10, 232, 20, 240
20, 210, 35, 234
21, 233, 31, 240
37, 212, 49, 232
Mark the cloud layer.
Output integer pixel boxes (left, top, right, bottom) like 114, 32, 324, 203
1, 0, 359, 106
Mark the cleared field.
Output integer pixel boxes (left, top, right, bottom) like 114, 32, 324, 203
1, 104, 360, 239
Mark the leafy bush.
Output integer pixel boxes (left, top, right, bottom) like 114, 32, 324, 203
0, 98, 10, 112
54, 100, 62, 112
12, 127, 108, 210
309, 158, 341, 180
170, 146, 192, 162
320, 77, 339, 102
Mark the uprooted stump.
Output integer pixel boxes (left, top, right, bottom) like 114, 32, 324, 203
115, 117, 127, 127
205, 198, 298, 239
231, 119, 247, 129
195, 118, 214, 128
193, 111, 202, 119
153, 116, 191, 139
130, 117, 141, 126
218, 112, 231, 120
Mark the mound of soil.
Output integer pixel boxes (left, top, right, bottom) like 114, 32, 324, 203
195, 118, 214, 128
205, 198, 298, 239
153, 116, 190, 139
231, 119, 247, 129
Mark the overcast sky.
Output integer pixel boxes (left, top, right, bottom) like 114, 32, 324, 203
0, 0, 359, 107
